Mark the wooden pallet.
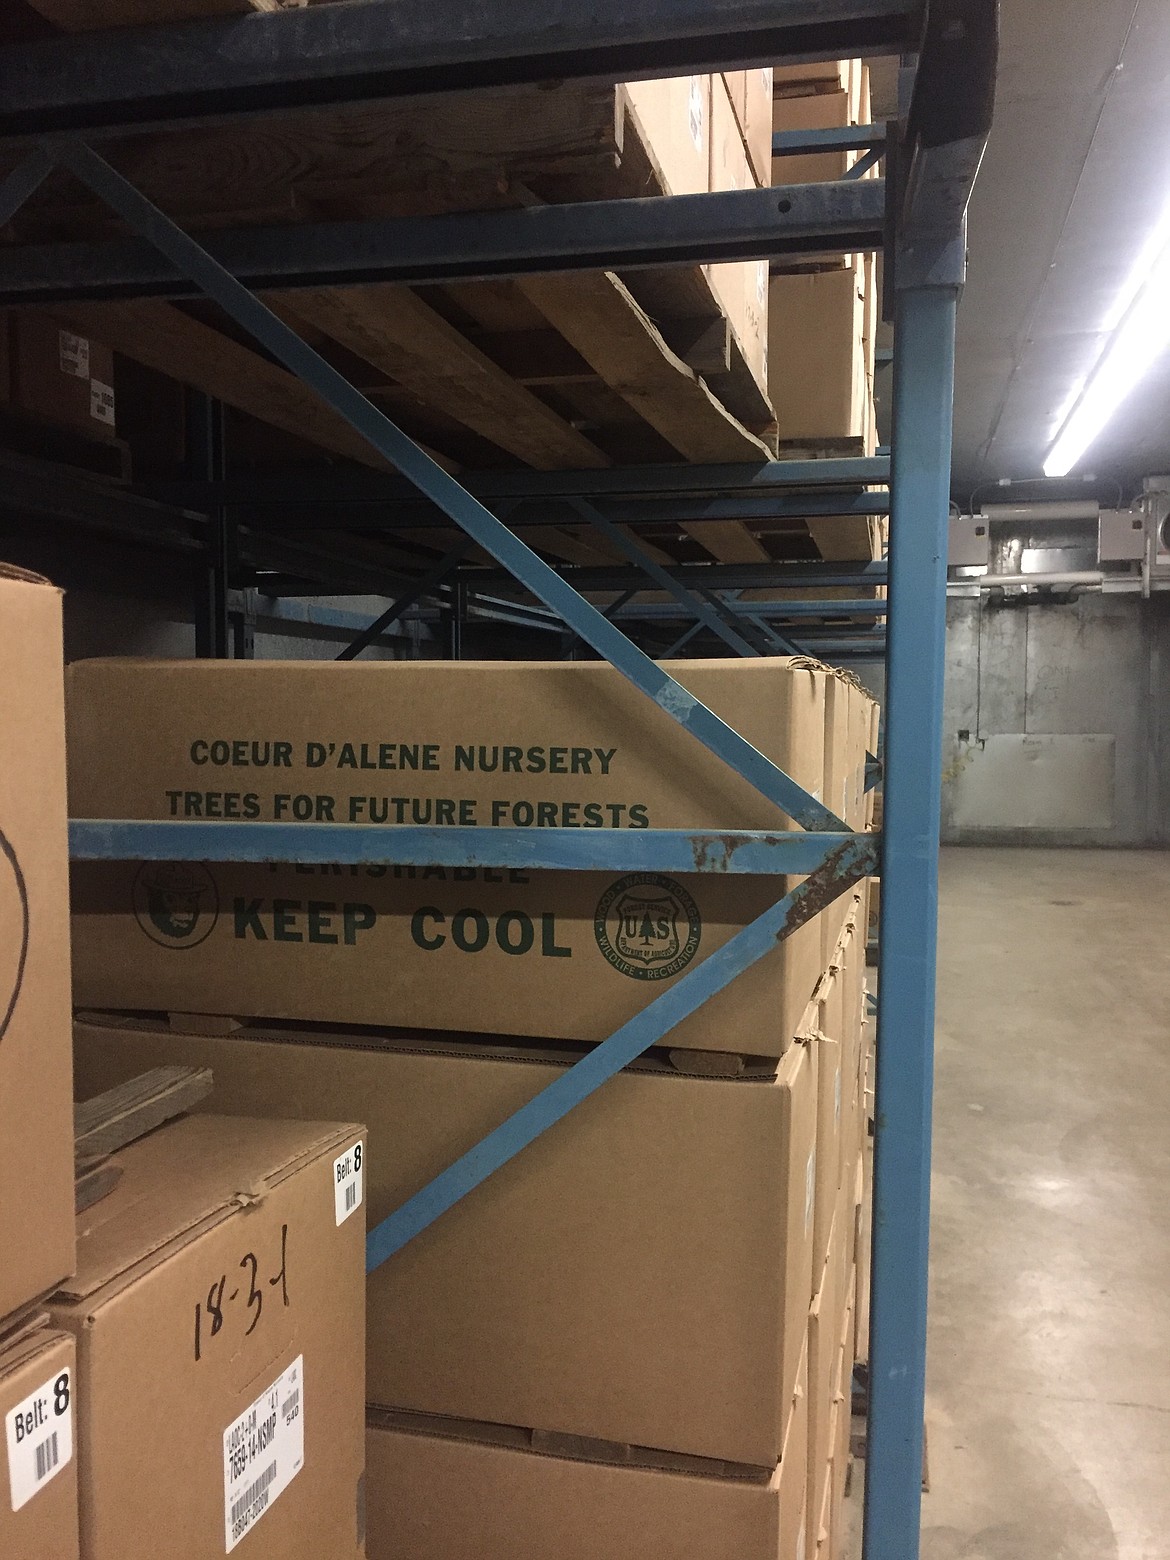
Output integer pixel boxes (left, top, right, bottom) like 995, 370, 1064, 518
5, 2, 781, 566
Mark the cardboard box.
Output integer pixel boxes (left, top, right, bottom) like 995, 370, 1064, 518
365, 1344, 808, 1560
47, 1114, 366, 1560
10, 314, 117, 441
623, 75, 710, 197
67, 657, 827, 1060
707, 76, 768, 393
768, 261, 868, 445
0, 1324, 79, 1560
721, 66, 774, 188
74, 1017, 818, 1469
0, 565, 75, 1322
810, 977, 844, 1278
807, 1204, 849, 1534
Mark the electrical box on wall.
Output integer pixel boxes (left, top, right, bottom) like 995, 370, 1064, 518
1143, 478, 1170, 580
948, 514, 989, 569
1098, 509, 1146, 563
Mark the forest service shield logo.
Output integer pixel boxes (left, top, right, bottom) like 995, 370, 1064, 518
594, 873, 701, 982
133, 861, 219, 949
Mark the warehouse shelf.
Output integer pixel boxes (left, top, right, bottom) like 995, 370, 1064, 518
0, 3, 998, 1555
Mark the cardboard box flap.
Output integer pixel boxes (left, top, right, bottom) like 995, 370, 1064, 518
0, 561, 53, 587
56, 1114, 361, 1302
0, 1320, 62, 1381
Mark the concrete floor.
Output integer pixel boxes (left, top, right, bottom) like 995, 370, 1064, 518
845, 847, 1170, 1560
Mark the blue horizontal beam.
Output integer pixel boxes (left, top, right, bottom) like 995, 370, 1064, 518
68, 820, 872, 876
366, 830, 876, 1269
773, 124, 886, 154
153, 457, 892, 511
607, 598, 887, 622
0, 181, 885, 305
0, 0, 913, 138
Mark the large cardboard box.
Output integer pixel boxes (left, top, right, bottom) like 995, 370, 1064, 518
67, 657, 827, 1061
74, 1016, 818, 1469
365, 1344, 807, 1560
810, 973, 845, 1279
0, 1324, 79, 1560
10, 314, 117, 441
707, 77, 768, 394
807, 1207, 849, 1535
724, 66, 774, 188
47, 1114, 366, 1560
0, 565, 75, 1323
623, 75, 710, 197
768, 261, 869, 446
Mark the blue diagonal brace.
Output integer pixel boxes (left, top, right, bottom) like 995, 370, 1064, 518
0, 146, 57, 227
56, 138, 843, 835
568, 498, 759, 658
365, 833, 876, 1270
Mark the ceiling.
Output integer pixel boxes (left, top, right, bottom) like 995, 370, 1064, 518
951, 0, 1170, 499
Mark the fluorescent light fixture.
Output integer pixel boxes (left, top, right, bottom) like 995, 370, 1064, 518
1045, 221, 1170, 478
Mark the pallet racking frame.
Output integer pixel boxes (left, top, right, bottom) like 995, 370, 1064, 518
0, 3, 997, 1554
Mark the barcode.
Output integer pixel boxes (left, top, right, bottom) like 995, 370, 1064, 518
231, 1461, 277, 1527
34, 1433, 59, 1483
344, 1183, 357, 1211
282, 1389, 300, 1419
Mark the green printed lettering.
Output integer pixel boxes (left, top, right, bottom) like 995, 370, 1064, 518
412, 908, 445, 950
583, 803, 603, 828
452, 909, 490, 953
541, 913, 571, 959
307, 901, 338, 945
272, 900, 303, 942
502, 746, 523, 774
629, 804, 650, 829
525, 746, 547, 774
570, 748, 593, 775
454, 746, 475, 772
234, 899, 268, 940
548, 747, 568, 774
343, 904, 377, 944
496, 911, 535, 955
595, 748, 617, 775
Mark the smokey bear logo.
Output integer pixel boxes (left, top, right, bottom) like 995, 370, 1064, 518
593, 872, 701, 982
132, 862, 219, 949
0, 829, 30, 1042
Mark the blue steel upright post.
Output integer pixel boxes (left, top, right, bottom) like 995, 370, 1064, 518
863, 224, 965, 1559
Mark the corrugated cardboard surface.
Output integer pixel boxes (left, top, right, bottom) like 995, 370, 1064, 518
365, 1360, 807, 1560
0, 1327, 79, 1560
74, 1018, 817, 1468
707, 76, 768, 390
10, 315, 117, 441
807, 1205, 849, 1538
48, 1114, 366, 1560
768, 262, 867, 443
0, 566, 75, 1322
623, 75, 710, 197
67, 657, 825, 1058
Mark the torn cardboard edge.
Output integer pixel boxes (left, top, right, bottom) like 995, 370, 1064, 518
365, 1406, 781, 1486
76, 1009, 790, 1083
56, 1117, 362, 1304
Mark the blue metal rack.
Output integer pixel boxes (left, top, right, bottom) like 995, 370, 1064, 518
0, 5, 997, 1554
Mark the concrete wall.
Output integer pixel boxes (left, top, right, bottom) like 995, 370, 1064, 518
941, 592, 1170, 846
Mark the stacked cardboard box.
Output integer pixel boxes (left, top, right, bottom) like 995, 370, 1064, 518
769, 60, 881, 460
625, 71, 773, 400
48, 1110, 368, 1560
68, 654, 877, 1559
0, 566, 79, 1560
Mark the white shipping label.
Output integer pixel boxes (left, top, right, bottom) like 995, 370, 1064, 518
688, 76, 704, 150
5, 1366, 73, 1513
90, 379, 116, 427
333, 1140, 364, 1226
223, 1356, 304, 1553
58, 330, 90, 379
805, 1150, 816, 1235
